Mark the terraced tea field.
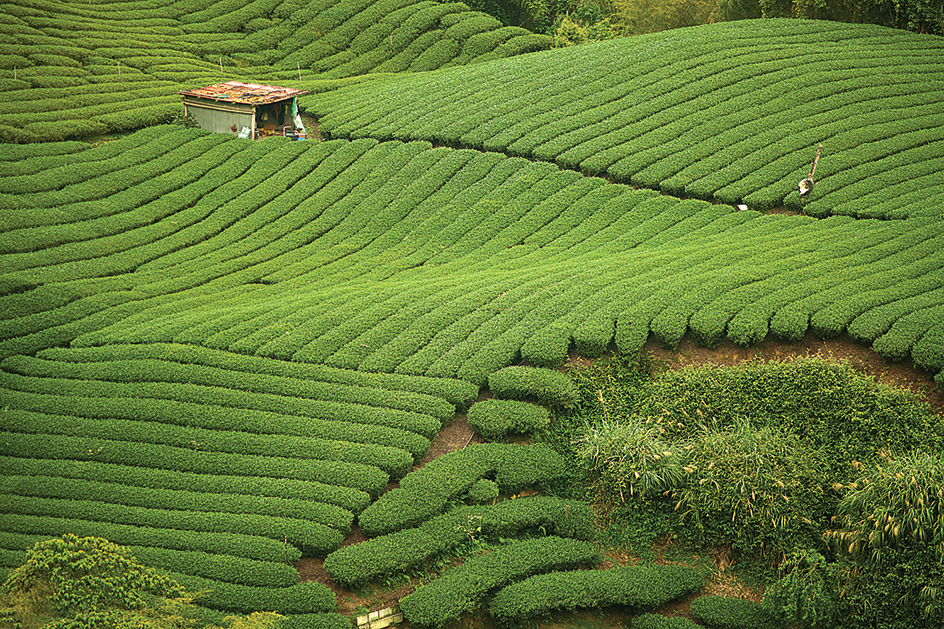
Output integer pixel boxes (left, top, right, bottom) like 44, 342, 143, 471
1, 2, 943, 627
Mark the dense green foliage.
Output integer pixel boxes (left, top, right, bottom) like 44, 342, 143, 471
357, 443, 567, 536
690, 595, 779, 629
631, 614, 699, 629
0, 0, 552, 142
488, 563, 705, 624
2, 534, 184, 616
827, 450, 944, 564
399, 536, 600, 628
0, 535, 303, 629
314, 19, 944, 220
752, 0, 943, 36
323, 495, 593, 588
467, 398, 550, 440
561, 356, 944, 628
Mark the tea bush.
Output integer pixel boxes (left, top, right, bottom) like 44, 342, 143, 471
0, 455, 370, 515
488, 563, 706, 624
467, 398, 550, 440
631, 614, 699, 629
324, 496, 593, 588
314, 20, 944, 220
0, 473, 354, 533
690, 595, 779, 629
357, 443, 567, 536
488, 366, 578, 408
399, 536, 600, 628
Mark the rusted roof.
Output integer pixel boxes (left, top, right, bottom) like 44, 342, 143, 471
179, 81, 308, 105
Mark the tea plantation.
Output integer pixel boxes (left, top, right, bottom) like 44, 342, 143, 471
1, 1, 943, 628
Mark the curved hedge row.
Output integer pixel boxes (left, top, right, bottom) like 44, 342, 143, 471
399, 536, 601, 628
324, 496, 594, 588
0, 408, 391, 499
0, 473, 353, 533
312, 19, 944, 221
32, 342, 477, 410
2, 130, 942, 384
0, 504, 305, 564
0, 486, 343, 557
0, 455, 371, 515
487, 366, 578, 408
0, 389, 415, 478
488, 563, 706, 625
357, 443, 567, 536
0, 513, 299, 588
466, 398, 550, 440
0, 0, 551, 141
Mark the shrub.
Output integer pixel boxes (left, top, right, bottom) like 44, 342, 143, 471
162, 575, 335, 615
1, 534, 184, 615
690, 595, 779, 629
489, 563, 706, 625
761, 550, 847, 629
280, 614, 350, 629
357, 443, 566, 536
631, 614, 700, 629
467, 478, 499, 503
488, 366, 577, 408
674, 421, 827, 550
324, 496, 594, 589
399, 536, 600, 628
826, 450, 944, 564
574, 415, 684, 503
467, 398, 550, 440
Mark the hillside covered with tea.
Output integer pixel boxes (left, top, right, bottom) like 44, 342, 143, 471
1, 1, 943, 628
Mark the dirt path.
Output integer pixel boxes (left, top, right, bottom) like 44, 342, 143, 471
295, 410, 486, 617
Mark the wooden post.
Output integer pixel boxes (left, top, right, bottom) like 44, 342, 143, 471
809, 143, 823, 180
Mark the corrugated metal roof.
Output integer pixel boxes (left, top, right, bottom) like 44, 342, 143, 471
179, 81, 308, 105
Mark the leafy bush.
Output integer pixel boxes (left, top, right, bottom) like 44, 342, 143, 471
1, 534, 184, 615
574, 415, 684, 502
281, 614, 350, 629
489, 562, 706, 625
826, 450, 944, 564
690, 595, 779, 629
761, 550, 846, 629
467, 478, 500, 503
400, 536, 600, 628
488, 366, 577, 408
674, 421, 827, 550
633, 357, 944, 474
631, 614, 699, 629
161, 575, 336, 615
357, 443, 567, 536
325, 496, 594, 588
467, 398, 550, 440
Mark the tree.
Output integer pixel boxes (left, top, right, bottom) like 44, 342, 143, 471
722, 0, 943, 36
0, 535, 284, 629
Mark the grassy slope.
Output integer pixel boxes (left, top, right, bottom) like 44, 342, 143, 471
0, 0, 551, 142
1, 4, 943, 627
310, 18, 944, 220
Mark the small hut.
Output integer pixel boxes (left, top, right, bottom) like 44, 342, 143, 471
179, 81, 309, 140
